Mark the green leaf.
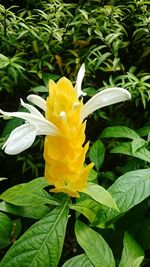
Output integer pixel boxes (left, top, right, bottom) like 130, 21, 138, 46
101, 126, 139, 139
119, 232, 144, 267
108, 169, 150, 212
137, 126, 150, 137
75, 221, 115, 267
0, 201, 50, 219
62, 254, 94, 267
42, 73, 60, 87
0, 177, 59, 206
131, 138, 147, 154
88, 168, 97, 182
71, 198, 101, 223
0, 202, 69, 267
89, 140, 105, 171
111, 142, 150, 163
0, 212, 13, 249
83, 182, 119, 211
0, 54, 9, 69
31, 86, 48, 93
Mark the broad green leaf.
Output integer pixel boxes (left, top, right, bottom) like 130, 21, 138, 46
62, 254, 94, 267
0, 177, 59, 206
101, 126, 139, 139
0, 212, 13, 249
131, 138, 147, 154
108, 169, 150, 212
89, 140, 105, 171
119, 232, 144, 267
75, 221, 115, 267
0, 202, 69, 267
83, 182, 119, 211
0, 201, 50, 219
111, 142, 150, 163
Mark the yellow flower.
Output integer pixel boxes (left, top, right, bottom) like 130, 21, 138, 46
44, 77, 93, 197
0, 64, 131, 197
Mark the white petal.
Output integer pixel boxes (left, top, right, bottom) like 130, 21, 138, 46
81, 87, 131, 120
27, 94, 46, 111
20, 99, 44, 118
0, 109, 59, 135
75, 63, 87, 98
3, 124, 36, 155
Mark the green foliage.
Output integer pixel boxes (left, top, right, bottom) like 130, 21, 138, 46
89, 140, 105, 171
0, 202, 69, 267
119, 232, 144, 267
101, 125, 150, 163
0, 177, 59, 206
83, 182, 119, 210
108, 169, 150, 213
0, 0, 149, 107
75, 220, 116, 267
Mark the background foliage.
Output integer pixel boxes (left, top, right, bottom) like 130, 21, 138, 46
0, 0, 150, 266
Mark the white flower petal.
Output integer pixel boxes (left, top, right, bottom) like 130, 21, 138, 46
20, 99, 44, 118
27, 94, 46, 111
0, 109, 59, 136
81, 87, 131, 120
3, 124, 36, 155
75, 63, 87, 98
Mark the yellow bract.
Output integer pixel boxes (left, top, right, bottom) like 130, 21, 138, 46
44, 77, 93, 197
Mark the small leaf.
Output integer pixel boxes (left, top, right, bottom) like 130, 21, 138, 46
131, 138, 147, 154
108, 169, 150, 212
89, 140, 105, 171
0, 202, 69, 267
88, 168, 97, 182
31, 86, 48, 93
101, 126, 140, 139
75, 221, 115, 267
62, 254, 94, 267
119, 232, 144, 267
83, 182, 119, 211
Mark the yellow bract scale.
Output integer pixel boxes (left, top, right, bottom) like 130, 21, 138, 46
44, 77, 93, 197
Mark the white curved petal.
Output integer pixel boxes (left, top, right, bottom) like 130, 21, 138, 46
2, 124, 36, 155
20, 99, 44, 118
0, 109, 59, 135
27, 94, 46, 111
81, 87, 131, 120
75, 63, 87, 98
